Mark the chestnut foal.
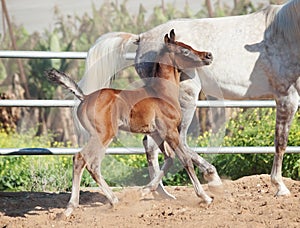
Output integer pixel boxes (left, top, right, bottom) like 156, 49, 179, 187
46, 30, 213, 217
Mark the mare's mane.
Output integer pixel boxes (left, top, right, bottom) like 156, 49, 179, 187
263, 0, 300, 42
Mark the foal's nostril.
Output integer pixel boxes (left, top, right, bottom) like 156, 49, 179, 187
206, 52, 213, 60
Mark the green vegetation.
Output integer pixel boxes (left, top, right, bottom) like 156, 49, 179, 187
1, 108, 299, 191
202, 108, 300, 180
0, 127, 71, 191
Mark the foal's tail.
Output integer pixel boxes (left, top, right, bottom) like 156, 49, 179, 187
78, 32, 139, 94
46, 68, 85, 101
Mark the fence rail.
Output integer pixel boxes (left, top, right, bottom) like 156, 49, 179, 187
0, 50, 300, 156
0, 99, 299, 108
0, 50, 135, 60
0, 99, 299, 156
1, 146, 300, 156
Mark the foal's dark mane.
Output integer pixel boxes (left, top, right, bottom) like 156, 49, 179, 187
151, 39, 182, 78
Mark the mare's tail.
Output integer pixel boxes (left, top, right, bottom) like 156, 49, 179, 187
46, 68, 85, 101
78, 32, 139, 94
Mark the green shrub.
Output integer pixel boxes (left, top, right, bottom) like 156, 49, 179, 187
1, 108, 299, 191
0, 128, 73, 191
198, 108, 300, 180
154, 108, 300, 185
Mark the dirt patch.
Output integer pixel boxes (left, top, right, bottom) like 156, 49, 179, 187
1, 174, 300, 228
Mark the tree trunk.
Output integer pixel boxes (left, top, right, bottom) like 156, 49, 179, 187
1, 0, 30, 98
233, 0, 239, 8
205, 0, 214, 17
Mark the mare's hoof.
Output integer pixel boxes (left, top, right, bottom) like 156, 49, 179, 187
275, 187, 291, 197
140, 187, 152, 198
155, 185, 176, 200
152, 190, 176, 200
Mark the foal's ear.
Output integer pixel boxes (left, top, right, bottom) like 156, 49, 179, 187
164, 33, 170, 44
170, 29, 175, 43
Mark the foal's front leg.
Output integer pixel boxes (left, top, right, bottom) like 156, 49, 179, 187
143, 136, 176, 199
143, 75, 222, 195
165, 131, 213, 204
142, 75, 200, 198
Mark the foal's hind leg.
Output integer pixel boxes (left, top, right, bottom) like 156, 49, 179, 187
64, 136, 118, 217
64, 153, 86, 217
84, 136, 118, 205
64, 141, 93, 217
271, 93, 298, 196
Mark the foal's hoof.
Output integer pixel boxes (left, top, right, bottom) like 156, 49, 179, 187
62, 206, 75, 218
152, 190, 176, 200
208, 180, 224, 195
110, 197, 119, 206
55, 211, 68, 220
208, 177, 223, 188
203, 195, 213, 205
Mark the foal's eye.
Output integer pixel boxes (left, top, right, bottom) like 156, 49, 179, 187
182, 49, 190, 56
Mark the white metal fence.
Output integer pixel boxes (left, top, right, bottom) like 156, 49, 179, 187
0, 50, 299, 156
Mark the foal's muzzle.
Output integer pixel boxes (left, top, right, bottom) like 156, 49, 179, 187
203, 52, 213, 65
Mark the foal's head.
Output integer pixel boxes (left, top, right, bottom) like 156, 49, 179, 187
162, 29, 213, 70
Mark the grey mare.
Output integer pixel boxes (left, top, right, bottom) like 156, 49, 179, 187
78, 0, 300, 198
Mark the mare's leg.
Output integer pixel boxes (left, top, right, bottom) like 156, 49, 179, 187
143, 136, 176, 199
178, 73, 201, 145
271, 92, 298, 196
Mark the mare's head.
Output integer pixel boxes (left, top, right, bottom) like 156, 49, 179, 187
163, 29, 213, 70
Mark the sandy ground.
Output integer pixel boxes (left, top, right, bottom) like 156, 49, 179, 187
1, 174, 299, 228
